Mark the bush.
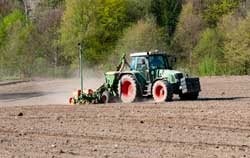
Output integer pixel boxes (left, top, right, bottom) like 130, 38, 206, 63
224, 13, 250, 75
32, 57, 73, 78
115, 17, 167, 56
193, 28, 225, 75
172, 2, 204, 68
198, 55, 217, 76
203, 0, 240, 27
60, 0, 130, 65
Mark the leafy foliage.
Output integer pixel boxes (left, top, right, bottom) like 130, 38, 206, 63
0, 0, 249, 80
116, 17, 167, 56
203, 0, 241, 27
193, 28, 225, 75
47, 0, 65, 8
198, 55, 218, 76
60, 0, 130, 66
151, 0, 182, 39
0, 9, 34, 78
224, 15, 250, 74
126, 0, 152, 21
172, 2, 204, 66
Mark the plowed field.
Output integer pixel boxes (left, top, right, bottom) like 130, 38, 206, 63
0, 76, 250, 158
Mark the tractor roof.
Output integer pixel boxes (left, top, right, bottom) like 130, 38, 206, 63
130, 51, 166, 57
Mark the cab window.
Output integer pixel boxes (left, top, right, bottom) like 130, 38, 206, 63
130, 56, 148, 71
149, 55, 168, 69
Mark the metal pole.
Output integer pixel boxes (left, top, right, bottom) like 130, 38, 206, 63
78, 43, 83, 93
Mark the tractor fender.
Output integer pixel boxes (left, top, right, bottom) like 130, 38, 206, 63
118, 72, 134, 80
152, 78, 168, 86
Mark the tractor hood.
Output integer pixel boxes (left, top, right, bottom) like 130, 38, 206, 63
156, 69, 184, 84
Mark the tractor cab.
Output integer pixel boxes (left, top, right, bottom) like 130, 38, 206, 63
130, 52, 171, 71
129, 51, 173, 82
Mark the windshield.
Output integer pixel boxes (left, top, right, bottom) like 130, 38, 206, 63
149, 55, 169, 69
130, 55, 169, 71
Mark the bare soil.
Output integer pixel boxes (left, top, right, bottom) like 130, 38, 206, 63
0, 76, 250, 158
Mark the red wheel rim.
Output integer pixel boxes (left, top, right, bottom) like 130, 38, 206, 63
155, 85, 165, 99
121, 80, 133, 97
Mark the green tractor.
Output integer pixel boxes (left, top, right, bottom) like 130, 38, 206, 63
69, 51, 201, 104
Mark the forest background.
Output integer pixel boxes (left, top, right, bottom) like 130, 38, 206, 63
0, 0, 250, 80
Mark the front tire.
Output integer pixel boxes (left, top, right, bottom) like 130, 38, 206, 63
118, 74, 138, 103
152, 80, 173, 102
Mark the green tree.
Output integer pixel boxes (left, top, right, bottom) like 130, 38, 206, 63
0, 9, 25, 46
95, 0, 129, 51
48, 0, 65, 8
172, 2, 204, 68
115, 17, 167, 61
193, 28, 225, 75
126, 0, 152, 22
0, 0, 22, 18
0, 9, 35, 79
203, 0, 240, 27
224, 14, 250, 75
33, 1, 64, 66
60, 0, 130, 66
150, 0, 182, 41
60, 0, 96, 63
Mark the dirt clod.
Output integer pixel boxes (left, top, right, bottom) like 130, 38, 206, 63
55, 116, 62, 121
65, 139, 69, 144
104, 155, 109, 158
17, 112, 23, 116
59, 149, 65, 154
51, 144, 56, 148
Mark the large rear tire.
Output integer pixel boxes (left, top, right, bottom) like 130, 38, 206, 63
152, 80, 173, 102
118, 74, 138, 103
